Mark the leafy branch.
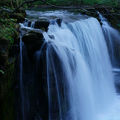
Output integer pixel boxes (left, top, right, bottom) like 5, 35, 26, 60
0, 70, 5, 74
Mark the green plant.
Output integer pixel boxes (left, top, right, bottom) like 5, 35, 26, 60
0, 70, 5, 74
0, 18, 17, 46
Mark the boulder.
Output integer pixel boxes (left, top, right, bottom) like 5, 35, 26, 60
22, 31, 43, 44
0, 38, 9, 66
0, 50, 8, 66
48, 35, 55, 39
56, 18, 62, 27
22, 31, 44, 59
34, 20, 50, 31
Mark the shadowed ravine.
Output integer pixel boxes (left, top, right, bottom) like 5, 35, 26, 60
19, 11, 120, 120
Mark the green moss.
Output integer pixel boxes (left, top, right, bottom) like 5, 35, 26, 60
0, 6, 25, 120
0, 11, 20, 120
0, 18, 17, 47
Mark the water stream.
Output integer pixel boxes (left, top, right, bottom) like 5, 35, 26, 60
19, 11, 120, 120
98, 12, 120, 67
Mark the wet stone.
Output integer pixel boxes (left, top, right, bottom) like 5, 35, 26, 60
34, 20, 50, 32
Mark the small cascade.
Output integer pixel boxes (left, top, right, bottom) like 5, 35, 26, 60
31, 21, 36, 28
98, 12, 120, 67
19, 31, 25, 120
24, 19, 29, 27
23, 19, 35, 28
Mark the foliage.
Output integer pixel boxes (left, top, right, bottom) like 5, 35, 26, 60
0, 7, 18, 119
45, 0, 119, 6
0, 70, 4, 74
0, 0, 24, 8
0, 0, 119, 8
82, 0, 119, 6
0, 18, 17, 46
47, 0, 81, 5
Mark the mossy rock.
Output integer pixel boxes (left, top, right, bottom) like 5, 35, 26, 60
34, 20, 50, 32
0, 19, 17, 45
22, 31, 44, 59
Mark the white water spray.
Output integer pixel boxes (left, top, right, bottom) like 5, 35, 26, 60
98, 12, 120, 67
20, 11, 120, 120
43, 17, 120, 120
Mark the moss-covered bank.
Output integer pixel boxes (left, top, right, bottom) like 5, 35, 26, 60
0, 9, 25, 120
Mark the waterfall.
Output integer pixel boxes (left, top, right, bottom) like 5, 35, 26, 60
20, 11, 120, 120
98, 12, 120, 67
41, 17, 118, 120
20, 32, 25, 120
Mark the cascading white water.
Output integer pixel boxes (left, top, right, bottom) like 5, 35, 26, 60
98, 12, 120, 67
42, 17, 120, 120
20, 10, 120, 120
20, 32, 25, 120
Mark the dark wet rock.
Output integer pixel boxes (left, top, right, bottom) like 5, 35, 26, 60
56, 18, 62, 27
0, 50, 8, 66
0, 38, 9, 66
22, 31, 43, 44
0, 38, 9, 45
34, 20, 50, 31
9, 45, 20, 58
48, 35, 55, 39
22, 31, 44, 59
28, 21, 32, 27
